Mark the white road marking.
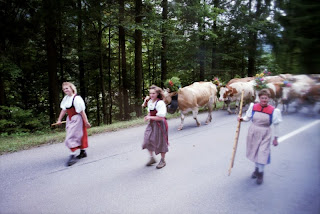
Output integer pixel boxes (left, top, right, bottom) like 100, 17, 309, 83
278, 120, 320, 143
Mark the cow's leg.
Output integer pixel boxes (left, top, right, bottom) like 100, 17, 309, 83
227, 101, 233, 114
178, 112, 185, 131
222, 101, 226, 110
192, 108, 201, 127
234, 100, 240, 114
205, 99, 213, 124
275, 99, 278, 108
294, 98, 303, 112
282, 101, 289, 114
224, 99, 230, 111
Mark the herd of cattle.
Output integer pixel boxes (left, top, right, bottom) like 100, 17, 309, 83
161, 74, 320, 130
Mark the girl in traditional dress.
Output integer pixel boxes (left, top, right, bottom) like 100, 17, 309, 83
142, 85, 169, 169
238, 89, 282, 184
57, 82, 91, 166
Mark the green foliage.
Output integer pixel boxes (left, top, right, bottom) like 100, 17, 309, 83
0, 106, 47, 135
275, 0, 320, 74
0, 57, 22, 79
1, 0, 318, 137
234, 74, 242, 79
164, 77, 182, 92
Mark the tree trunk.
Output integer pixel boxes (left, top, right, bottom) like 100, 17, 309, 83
152, 41, 156, 84
199, 20, 205, 81
247, 0, 262, 77
160, 0, 168, 88
0, 70, 6, 109
134, 0, 142, 117
78, 0, 86, 100
118, 36, 123, 120
58, 0, 64, 84
211, 0, 219, 77
108, 26, 113, 124
119, 0, 130, 120
98, 24, 108, 124
247, 31, 257, 77
199, 41, 205, 81
43, 0, 60, 124
147, 38, 151, 93
241, 50, 245, 77
95, 78, 101, 126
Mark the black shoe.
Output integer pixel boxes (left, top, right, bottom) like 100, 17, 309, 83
67, 155, 77, 166
251, 167, 258, 179
256, 172, 264, 185
77, 150, 87, 159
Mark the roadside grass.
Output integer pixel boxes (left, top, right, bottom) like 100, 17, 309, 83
0, 101, 228, 155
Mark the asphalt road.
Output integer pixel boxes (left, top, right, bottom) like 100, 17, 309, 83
1, 107, 319, 214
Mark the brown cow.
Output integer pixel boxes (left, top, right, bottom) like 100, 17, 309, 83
254, 82, 283, 107
226, 77, 255, 85
219, 77, 254, 110
297, 83, 320, 114
265, 75, 285, 83
219, 81, 255, 114
281, 75, 316, 113
163, 82, 218, 130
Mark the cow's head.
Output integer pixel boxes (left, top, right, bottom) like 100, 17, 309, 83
281, 86, 292, 103
219, 86, 235, 101
218, 87, 228, 101
254, 90, 260, 103
163, 89, 179, 114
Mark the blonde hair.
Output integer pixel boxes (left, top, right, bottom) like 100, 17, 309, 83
62, 82, 77, 94
149, 85, 164, 100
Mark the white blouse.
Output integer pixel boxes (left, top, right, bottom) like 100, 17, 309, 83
60, 95, 86, 113
147, 99, 167, 117
243, 103, 282, 137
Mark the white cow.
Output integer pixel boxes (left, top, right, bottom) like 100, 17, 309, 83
219, 77, 254, 110
219, 81, 255, 114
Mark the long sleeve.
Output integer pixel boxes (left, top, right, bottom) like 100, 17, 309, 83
60, 96, 69, 110
74, 96, 86, 113
155, 100, 167, 117
272, 108, 282, 137
242, 103, 254, 122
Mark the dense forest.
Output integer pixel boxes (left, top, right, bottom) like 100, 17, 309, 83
1, 0, 319, 134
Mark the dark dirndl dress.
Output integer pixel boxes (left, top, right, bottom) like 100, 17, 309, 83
142, 101, 169, 155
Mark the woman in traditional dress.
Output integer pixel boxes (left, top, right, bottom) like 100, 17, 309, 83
238, 89, 282, 184
142, 85, 169, 169
57, 82, 91, 166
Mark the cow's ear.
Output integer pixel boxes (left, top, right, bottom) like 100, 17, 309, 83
231, 88, 238, 95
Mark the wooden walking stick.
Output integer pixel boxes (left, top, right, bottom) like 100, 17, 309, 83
228, 90, 245, 176
51, 121, 66, 127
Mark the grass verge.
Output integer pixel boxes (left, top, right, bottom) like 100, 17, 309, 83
0, 111, 181, 155
0, 102, 227, 155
